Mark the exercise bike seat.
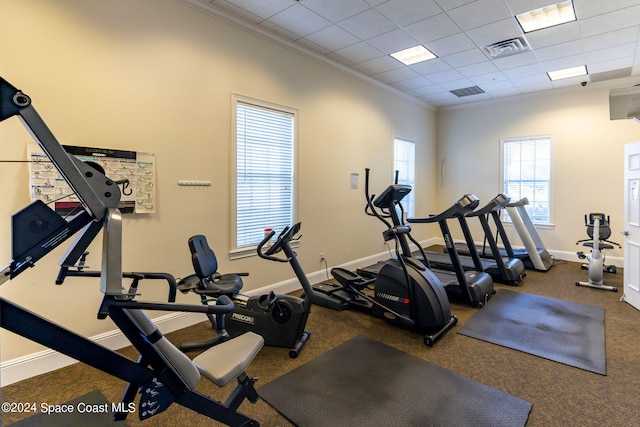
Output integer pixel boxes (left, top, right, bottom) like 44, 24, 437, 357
187, 235, 244, 296
582, 242, 615, 250
177, 273, 243, 296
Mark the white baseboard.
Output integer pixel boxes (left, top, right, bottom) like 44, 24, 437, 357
1, 241, 439, 387
549, 249, 623, 267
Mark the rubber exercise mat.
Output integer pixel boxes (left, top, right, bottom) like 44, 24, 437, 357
258, 335, 532, 426
458, 289, 606, 375
8, 390, 126, 426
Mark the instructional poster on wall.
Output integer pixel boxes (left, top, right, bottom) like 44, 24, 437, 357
28, 142, 156, 214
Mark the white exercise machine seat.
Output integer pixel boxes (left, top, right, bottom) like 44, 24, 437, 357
124, 308, 264, 389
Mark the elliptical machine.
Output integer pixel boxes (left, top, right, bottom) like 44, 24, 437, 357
575, 213, 621, 292
180, 223, 312, 358
312, 169, 457, 346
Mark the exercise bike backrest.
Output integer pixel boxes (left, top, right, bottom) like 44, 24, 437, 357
586, 213, 611, 240
189, 235, 221, 279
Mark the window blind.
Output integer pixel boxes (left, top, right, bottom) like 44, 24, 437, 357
503, 136, 551, 224
394, 137, 416, 217
236, 101, 295, 249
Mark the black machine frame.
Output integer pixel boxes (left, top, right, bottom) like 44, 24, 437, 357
0, 77, 261, 426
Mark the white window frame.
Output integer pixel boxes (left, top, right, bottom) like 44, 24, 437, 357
230, 94, 297, 259
393, 137, 416, 218
500, 135, 553, 226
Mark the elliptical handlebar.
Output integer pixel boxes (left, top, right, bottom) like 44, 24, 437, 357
364, 168, 394, 229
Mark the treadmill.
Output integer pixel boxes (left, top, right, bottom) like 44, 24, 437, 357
505, 198, 554, 271
452, 196, 553, 272
444, 194, 525, 285
356, 191, 493, 308
407, 194, 494, 307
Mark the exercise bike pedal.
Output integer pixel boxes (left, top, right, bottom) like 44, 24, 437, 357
257, 291, 277, 310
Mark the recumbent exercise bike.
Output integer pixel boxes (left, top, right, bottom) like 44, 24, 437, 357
178, 223, 312, 358
575, 213, 621, 292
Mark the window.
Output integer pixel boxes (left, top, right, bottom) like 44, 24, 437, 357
232, 95, 296, 257
502, 136, 552, 224
394, 137, 416, 218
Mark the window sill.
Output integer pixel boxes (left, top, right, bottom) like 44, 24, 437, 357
230, 241, 300, 260
503, 221, 555, 230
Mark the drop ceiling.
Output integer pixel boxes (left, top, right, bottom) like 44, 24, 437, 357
177, 0, 640, 108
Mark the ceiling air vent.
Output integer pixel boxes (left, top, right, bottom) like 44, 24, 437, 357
483, 36, 530, 59
450, 86, 485, 97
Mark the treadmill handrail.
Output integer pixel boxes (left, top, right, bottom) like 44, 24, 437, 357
466, 193, 510, 217
407, 194, 480, 223
506, 197, 529, 207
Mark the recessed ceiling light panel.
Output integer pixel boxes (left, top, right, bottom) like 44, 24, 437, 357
516, 0, 576, 33
547, 65, 587, 81
390, 45, 437, 65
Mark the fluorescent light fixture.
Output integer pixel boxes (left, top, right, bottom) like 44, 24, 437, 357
547, 65, 587, 80
516, 0, 576, 33
390, 45, 436, 65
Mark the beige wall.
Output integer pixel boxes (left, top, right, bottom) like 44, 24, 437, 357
0, 0, 437, 361
436, 88, 640, 258
5, 0, 639, 368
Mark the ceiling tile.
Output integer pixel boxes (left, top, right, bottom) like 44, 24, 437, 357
457, 60, 500, 77
439, 77, 475, 90
501, 63, 545, 79
579, 5, 640, 38
534, 40, 584, 62
376, 67, 421, 83
585, 43, 637, 64
433, 0, 475, 12
364, 0, 387, 6
303, 25, 361, 52
574, 0, 640, 19
300, 0, 371, 22
338, 8, 398, 39
394, 76, 433, 90
428, 33, 476, 56
582, 27, 640, 53
524, 21, 581, 49
446, 0, 513, 31
511, 76, 553, 90
333, 42, 384, 64
428, 68, 465, 83
267, 4, 332, 37
491, 51, 539, 70
470, 70, 509, 85
376, 0, 443, 26
503, 0, 565, 16
541, 54, 587, 72
441, 48, 488, 68
475, 79, 515, 91
588, 57, 635, 74
465, 18, 524, 49
358, 55, 405, 74
404, 13, 460, 43
367, 29, 420, 54
409, 58, 453, 75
